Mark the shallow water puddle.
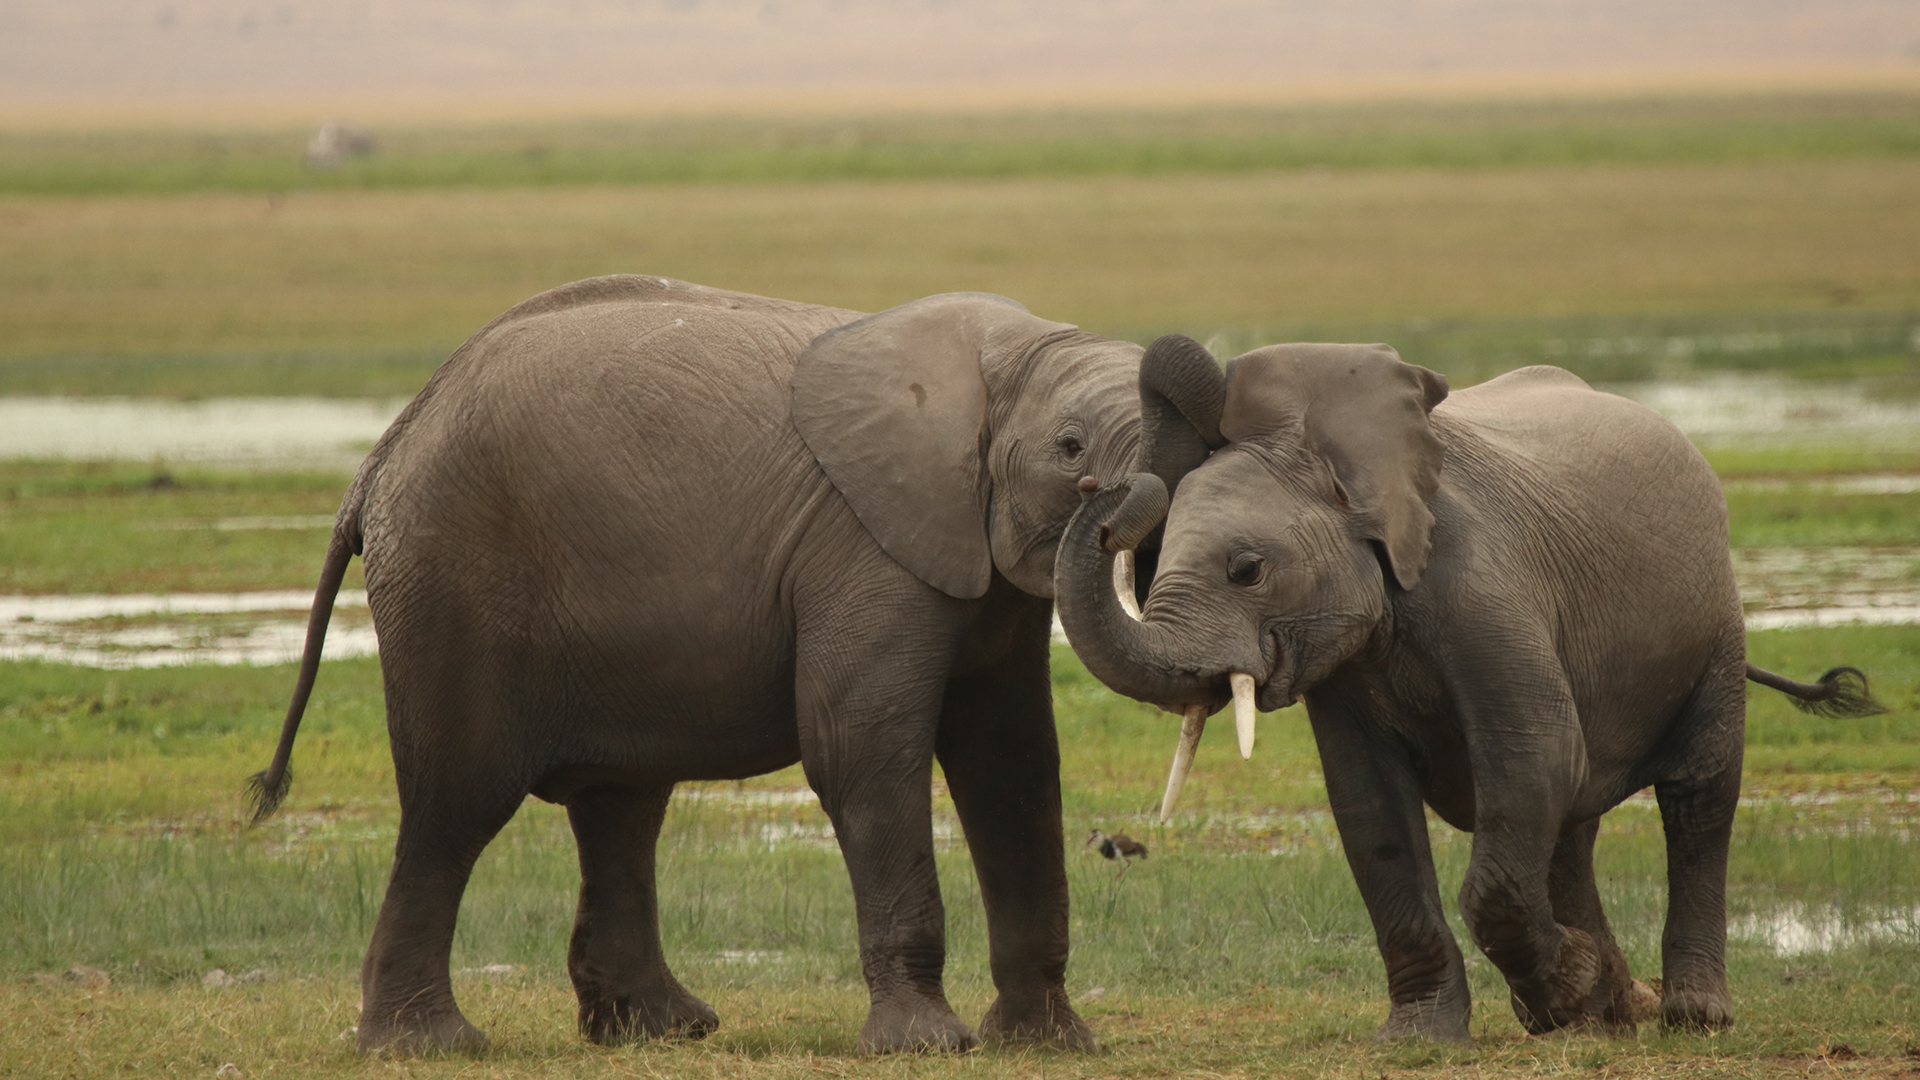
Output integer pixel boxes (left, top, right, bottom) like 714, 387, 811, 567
1608, 375, 1920, 450
1732, 905, 1920, 956
0, 590, 375, 668
0, 396, 404, 470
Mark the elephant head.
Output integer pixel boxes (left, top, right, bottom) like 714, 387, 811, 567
1054, 339, 1448, 814
793, 295, 1223, 599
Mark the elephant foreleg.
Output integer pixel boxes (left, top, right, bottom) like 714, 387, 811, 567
795, 590, 976, 1054
566, 783, 718, 1043
1457, 684, 1601, 1034
1547, 818, 1657, 1032
1307, 685, 1471, 1042
935, 607, 1094, 1050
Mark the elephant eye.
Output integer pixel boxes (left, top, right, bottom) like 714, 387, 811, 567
1056, 435, 1085, 460
1227, 552, 1265, 587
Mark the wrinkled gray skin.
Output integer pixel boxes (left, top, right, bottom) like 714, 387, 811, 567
1058, 341, 1863, 1040
252, 275, 1156, 1055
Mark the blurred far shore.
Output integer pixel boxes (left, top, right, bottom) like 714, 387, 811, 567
4, 0, 1920, 125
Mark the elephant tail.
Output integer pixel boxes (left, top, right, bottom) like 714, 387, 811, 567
246, 484, 367, 824
1745, 664, 1888, 719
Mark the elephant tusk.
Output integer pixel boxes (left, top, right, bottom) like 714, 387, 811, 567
1230, 672, 1257, 759
1159, 703, 1208, 823
1112, 549, 1142, 621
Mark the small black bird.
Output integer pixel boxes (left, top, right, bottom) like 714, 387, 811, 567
1085, 829, 1148, 877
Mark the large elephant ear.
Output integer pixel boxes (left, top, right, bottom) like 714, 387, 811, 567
793, 293, 1075, 600
1221, 343, 1449, 590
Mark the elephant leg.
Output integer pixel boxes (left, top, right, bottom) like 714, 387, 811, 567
566, 783, 718, 1044
1653, 647, 1744, 1032
358, 773, 524, 1055
1546, 818, 1655, 1032
1456, 684, 1600, 1035
795, 590, 974, 1054
1307, 690, 1470, 1041
934, 603, 1093, 1050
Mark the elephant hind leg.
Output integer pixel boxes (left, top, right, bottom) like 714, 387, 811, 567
566, 783, 718, 1044
358, 776, 526, 1055
1653, 645, 1745, 1033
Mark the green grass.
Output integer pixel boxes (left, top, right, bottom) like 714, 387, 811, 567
1726, 486, 1920, 549
7, 91, 1920, 196
5, 161, 1919, 378
0, 629, 1914, 1076
0, 461, 363, 594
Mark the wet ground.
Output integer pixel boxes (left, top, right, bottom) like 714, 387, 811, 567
2, 371, 1916, 666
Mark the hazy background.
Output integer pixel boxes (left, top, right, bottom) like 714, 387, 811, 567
4, 0, 1919, 115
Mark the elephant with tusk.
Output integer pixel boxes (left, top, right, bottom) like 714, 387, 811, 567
246, 277, 1227, 1056
1056, 335, 1885, 1040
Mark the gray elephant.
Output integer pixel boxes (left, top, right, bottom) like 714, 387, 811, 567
247, 276, 1217, 1054
1055, 337, 1883, 1039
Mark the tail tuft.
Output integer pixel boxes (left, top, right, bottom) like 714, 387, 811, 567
1790, 667, 1888, 719
244, 767, 293, 825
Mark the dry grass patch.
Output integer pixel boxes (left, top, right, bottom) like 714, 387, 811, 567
4, 160, 1918, 362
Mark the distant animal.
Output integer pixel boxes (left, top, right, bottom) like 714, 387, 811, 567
1057, 338, 1886, 1040
304, 120, 375, 169
1085, 829, 1148, 876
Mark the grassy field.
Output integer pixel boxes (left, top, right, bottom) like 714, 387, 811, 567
3, 93, 1919, 399
5, 91, 1919, 196
0, 457, 1916, 1076
2, 91, 1917, 1076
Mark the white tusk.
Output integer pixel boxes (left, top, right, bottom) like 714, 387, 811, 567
1230, 672, 1257, 759
1159, 703, 1208, 823
1112, 549, 1142, 621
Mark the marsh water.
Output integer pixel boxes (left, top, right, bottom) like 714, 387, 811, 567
2, 371, 1916, 666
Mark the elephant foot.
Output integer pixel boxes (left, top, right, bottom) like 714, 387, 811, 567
1659, 975, 1734, 1033
1616, 978, 1662, 1027
978, 986, 1097, 1051
356, 1003, 488, 1056
578, 981, 720, 1045
1569, 935, 1652, 1035
1376, 989, 1472, 1043
858, 990, 978, 1054
1509, 925, 1602, 1035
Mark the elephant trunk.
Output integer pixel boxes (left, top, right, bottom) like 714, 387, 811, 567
1138, 334, 1227, 496
1055, 474, 1219, 706
1058, 475, 1265, 818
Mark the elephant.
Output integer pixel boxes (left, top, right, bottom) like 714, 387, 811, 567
246, 275, 1222, 1054
1054, 336, 1884, 1040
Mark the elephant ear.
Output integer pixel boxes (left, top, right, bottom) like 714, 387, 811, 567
793, 293, 1076, 600
1220, 343, 1449, 590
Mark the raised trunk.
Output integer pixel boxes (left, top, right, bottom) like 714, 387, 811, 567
1053, 474, 1224, 708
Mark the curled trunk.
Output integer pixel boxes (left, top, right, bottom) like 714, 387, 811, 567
1054, 474, 1223, 709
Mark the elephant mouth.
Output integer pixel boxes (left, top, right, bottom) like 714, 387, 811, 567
1254, 622, 1298, 712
